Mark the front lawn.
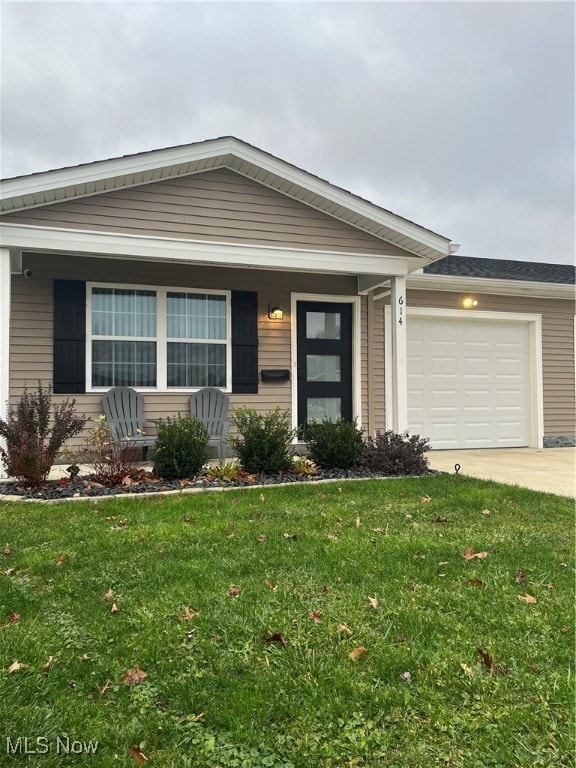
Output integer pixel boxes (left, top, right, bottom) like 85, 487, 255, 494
0, 475, 573, 767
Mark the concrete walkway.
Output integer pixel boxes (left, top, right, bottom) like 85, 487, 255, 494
426, 447, 576, 498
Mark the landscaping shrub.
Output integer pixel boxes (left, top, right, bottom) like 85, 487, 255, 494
153, 416, 209, 480
206, 459, 242, 483
305, 418, 364, 469
228, 407, 295, 474
291, 455, 319, 477
74, 415, 143, 487
0, 382, 86, 485
361, 430, 431, 475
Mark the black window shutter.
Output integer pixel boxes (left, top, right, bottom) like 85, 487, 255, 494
53, 280, 86, 394
231, 291, 258, 394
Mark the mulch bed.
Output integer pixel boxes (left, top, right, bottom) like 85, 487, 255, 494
0, 467, 438, 500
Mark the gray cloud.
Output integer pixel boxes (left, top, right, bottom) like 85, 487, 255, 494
1, 1, 573, 263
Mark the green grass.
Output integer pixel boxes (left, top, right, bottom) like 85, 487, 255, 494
0, 475, 573, 767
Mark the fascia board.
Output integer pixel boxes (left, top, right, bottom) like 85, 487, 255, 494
1, 138, 451, 257
408, 273, 574, 300
0, 138, 236, 199
0, 223, 411, 277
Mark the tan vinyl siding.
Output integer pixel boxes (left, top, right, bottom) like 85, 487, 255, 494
2, 168, 408, 256
9, 252, 366, 446
407, 290, 576, 439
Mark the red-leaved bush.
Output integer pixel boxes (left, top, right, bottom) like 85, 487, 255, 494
0, 383, 86, 486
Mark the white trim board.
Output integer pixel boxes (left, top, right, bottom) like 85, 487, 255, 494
384, 306, 544, 449
0, 223, 411, 277
290, 293, 362, 436
408, 273, 574, 301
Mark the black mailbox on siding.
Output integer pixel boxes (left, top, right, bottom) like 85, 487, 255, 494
261, 369, 290, 382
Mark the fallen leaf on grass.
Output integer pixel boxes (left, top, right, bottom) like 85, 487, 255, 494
178, 606, 200, 621
8, 612, 20, 623
7, 660, 27, 674
481, 509, 492, 515
257, 535, 267, 543
420, 495, 431, 504
310, 611, 321, 623
54, 555, 68, 566
264, 579, 277, 591
515, 569, 526, 584
355, 517, 361, 528
477, 648, 510, 675
467, 578, 486, 588
560, 626, 570, 634
398, 671, 412, 683
103, 589, 116, 601
110, 603, 119, 614
348, 646, 366, 660
337, 623, 353, 637
372, 527, 388, 534
463, 547, 488, 561
262, 632, 287, 646
517, 593, 537, 604
97, 679, 111, 699
228, 585, 241, 597
368, 597, 378, 609
42, 656, 56, 672
129, 745, 149, 764
121, 664, 148, 686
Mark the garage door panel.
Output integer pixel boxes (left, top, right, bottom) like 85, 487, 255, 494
407, 315, 531, 449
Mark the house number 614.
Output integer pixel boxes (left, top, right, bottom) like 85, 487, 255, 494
398, 295, 404, 326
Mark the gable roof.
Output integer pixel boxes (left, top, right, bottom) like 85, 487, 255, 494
424, 255, 575, 285
0, 136, 455, 262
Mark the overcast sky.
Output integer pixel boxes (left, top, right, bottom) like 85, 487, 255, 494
1, 1, 574, 265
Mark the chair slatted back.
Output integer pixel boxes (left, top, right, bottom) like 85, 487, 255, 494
102, 387, 144, 441
189, 388, 229, 438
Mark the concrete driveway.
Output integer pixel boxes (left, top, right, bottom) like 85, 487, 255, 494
426, 447, 576, 497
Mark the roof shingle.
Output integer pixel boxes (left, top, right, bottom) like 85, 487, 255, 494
424, 255, 574, 285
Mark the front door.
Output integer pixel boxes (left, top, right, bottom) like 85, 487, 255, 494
296, 301, 353, 429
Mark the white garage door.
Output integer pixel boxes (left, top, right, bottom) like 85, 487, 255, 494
407, 315, 531, 449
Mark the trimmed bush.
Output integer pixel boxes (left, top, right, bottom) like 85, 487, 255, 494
153, 416, 209, 480
305, 418, 364, 470
0, 382, 86, 486
229, 407, 295, 474
361, 430, 431, 475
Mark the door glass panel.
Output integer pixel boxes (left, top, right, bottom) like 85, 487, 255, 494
306, 355, 341, 382
306, 311, 341, 339
307, 397, 341, 423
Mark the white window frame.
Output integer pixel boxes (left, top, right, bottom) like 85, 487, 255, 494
86, 282, 232, 393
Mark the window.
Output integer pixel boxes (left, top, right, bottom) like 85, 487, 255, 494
88, 284, 231, 390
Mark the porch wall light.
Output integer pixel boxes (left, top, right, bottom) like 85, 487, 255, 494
268, 304, 283, 320
462, 296, 478, 309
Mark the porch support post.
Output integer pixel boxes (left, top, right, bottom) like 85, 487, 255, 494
389, 276, 408, 433
0, 248, 11, 478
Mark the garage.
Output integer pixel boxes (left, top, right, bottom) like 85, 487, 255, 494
406, 310, 538, 449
